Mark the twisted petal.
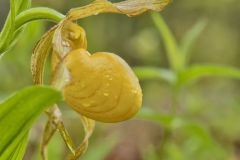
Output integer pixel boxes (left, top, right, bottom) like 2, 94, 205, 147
74, 116, 95, 158
31, 25, 57, 84
67, 0, 171, 20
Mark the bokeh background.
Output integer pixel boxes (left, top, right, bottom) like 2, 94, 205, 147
1, 0, 240, 159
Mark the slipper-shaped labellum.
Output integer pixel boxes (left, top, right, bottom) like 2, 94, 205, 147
61, 49, 142, 123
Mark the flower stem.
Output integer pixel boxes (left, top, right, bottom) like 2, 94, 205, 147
15, 7, 65, 29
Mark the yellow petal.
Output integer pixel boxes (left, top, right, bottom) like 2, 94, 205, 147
67, 0, 171, 20
63, 49, 142, 123
31, 25, 57, 85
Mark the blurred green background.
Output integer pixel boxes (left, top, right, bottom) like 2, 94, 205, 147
1, 0, 240, 160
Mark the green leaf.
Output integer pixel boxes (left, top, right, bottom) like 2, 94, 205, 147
133, 67, 176, 84
180, 19, 207, 65
137, 108, 213, 145
10, 0, 16, 24
0, 131, 28, 160
179, 64, 240, 85
137, 109, 227, 160
16, 0, 31, 14
0, 0, 17, 53
10, 135, 28, 160
0, 86, 62, 159
3, 133, 28, 160
0, 0, 31, 54
151, 13, 183, 71
136, 108, 183, 129
3, 0, 17, 50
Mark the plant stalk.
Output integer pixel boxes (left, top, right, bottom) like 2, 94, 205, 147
15, 7, 65, 29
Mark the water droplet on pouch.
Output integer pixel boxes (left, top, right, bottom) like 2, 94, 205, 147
83, 103, 91, 107
131, 89, 137, 94
103, 93, 109, 97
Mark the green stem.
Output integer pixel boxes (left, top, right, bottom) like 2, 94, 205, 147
15, 7, 65, 29
171, 84, 181, 115
0, 7, 65, 54
151, 13, 184, 72
159, 84, 181, 158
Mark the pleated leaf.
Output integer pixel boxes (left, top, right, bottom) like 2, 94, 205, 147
0, 86, 62, 159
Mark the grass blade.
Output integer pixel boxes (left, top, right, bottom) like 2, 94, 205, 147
179, 64, 240, 85
134, 66, 176, 84
180, 19, 207, 65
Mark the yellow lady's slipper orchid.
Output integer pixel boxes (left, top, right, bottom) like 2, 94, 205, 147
31, 0, 171, 159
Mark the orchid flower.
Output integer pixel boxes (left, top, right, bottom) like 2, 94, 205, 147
31, 0, 171, 159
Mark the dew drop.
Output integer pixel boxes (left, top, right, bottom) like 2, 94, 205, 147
103, 93, 109, 96
131, 89, 137, 94
83, 103, 91, 107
